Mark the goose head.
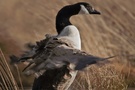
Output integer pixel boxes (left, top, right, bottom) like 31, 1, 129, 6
78, 2, 101, 14
56, 2, 101, 34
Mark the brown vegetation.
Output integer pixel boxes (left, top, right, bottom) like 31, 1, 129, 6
0, 49, 19, 90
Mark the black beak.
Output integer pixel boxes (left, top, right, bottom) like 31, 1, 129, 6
90, 9, 101, 14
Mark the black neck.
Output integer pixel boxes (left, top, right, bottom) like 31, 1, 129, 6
56, 4, 80, 34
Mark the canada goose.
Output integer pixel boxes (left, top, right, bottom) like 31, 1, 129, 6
10, 2, 114, 90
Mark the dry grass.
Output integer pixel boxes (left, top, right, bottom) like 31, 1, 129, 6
0, 48, 19, 90
70, 60, 135, 90
71, 65, 128, 90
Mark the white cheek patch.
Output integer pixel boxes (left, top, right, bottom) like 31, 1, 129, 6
79, 5, 89, 14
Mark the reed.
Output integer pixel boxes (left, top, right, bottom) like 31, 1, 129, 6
0, 48, 19, 90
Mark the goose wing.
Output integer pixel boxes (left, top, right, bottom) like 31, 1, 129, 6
22, 36, 115, 75
44, 43, 115, 70
10, 34, 115, 73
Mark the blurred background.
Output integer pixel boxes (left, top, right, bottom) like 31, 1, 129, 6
0, 0, 135, 90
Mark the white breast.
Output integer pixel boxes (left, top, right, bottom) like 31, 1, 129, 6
57, 25, 81, 50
